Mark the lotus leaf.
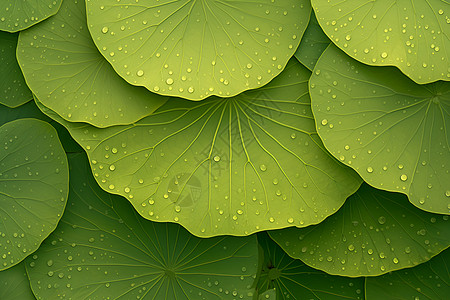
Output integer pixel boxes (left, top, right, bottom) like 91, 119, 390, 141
365, 248, 450, 299
310, 44, 450, 215
85, 0, 311, 100
26, 153, 258, 299
35, 59, 361, 237
0, 118, 68, 270
312, 0, 450, 83
256, 233, 364, 299
17, 0, 168, 128
269, 183, 450, 277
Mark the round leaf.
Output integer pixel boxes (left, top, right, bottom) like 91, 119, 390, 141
0, 118, 68, 270
0, 0, 62, 32
269, 183, 450, 277
256, 233, 365, 299
0, 31, 32, 108
310, 44, 450, 215
0, 262, 35, 300
37, 59, 361, 237
17, 0, 168, 128
366, 248, 450, 299
312, 0, 450, 83
26, 153, 259, 299
294, 11, 330, 71
85, 0, 311, 100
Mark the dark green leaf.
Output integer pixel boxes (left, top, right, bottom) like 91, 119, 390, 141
0, 262, 35, 300
26, 153, 259, 299
0, 118, 68, 270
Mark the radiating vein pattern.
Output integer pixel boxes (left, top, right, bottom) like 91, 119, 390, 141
43, 59, 361, 237
26, 154, 258, 300
312, 0, 450, 83
310, 45, 450, 215
256, 233, 364, 299
269, 183, 450, 277
86, 0, 311, 99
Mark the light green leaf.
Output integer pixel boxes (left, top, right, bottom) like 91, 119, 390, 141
17, 0, 167, 128
36, 59, 361, 237
0, 0, 62, 33
85, 0, 311, 100
366, 248, 450, 299
0, 262, 35, 300
312, 0, 450, 84
269, 183, 450, 277
0, 118, 68, 270
294, 11, 330, 71
256, 233, 364, 299
0, 31, 32, 108
26, 153, 259, 299
310, 44, 450, 215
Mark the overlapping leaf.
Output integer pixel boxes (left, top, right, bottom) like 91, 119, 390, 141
256, 233, 364, 299
0, 262, 35, 300
310, 44, 450, 214
26, 153, 258, 299
366, 248, 450, 299
0, 31, 32, 108
17, 0, 167, 128
269, 183, 450, 277
294, 11, 330, 71
36, 59, 361, 237
312, 0, 450, 83
0, 0, 62, 32
0, 119, 68, 270
86, 0, 311, 100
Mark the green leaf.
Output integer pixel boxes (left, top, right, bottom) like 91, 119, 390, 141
0, 118, 68, 270
310, 44, 450, 215
256, 233, 364, 299
26, 153, 259, 299
0, 101, 83, 154
294, 11, 330, 71
0, 0, 62, 33
366, 248, 450, 299
85, 0, 311, 100
258, 288, 276, 300
269, 183, 450, 277
36, 59, 361, 237
17, 0, 167, 128
312, 0, 450, 84
0, 31, 32, 108
0, 262, 35, 300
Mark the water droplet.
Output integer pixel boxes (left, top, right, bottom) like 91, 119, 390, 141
166, 78, 174, 85
378, 216, 386, 225
136, 70, 144, 77
109, 184, 115, 190
101, 26, 108, 34
400, 174, 408, 181
367, 167, 373, 173
260, 164, 267, 171
381, 52, 388, 58
321, 119, 328, 126
213, 156, 220, 162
